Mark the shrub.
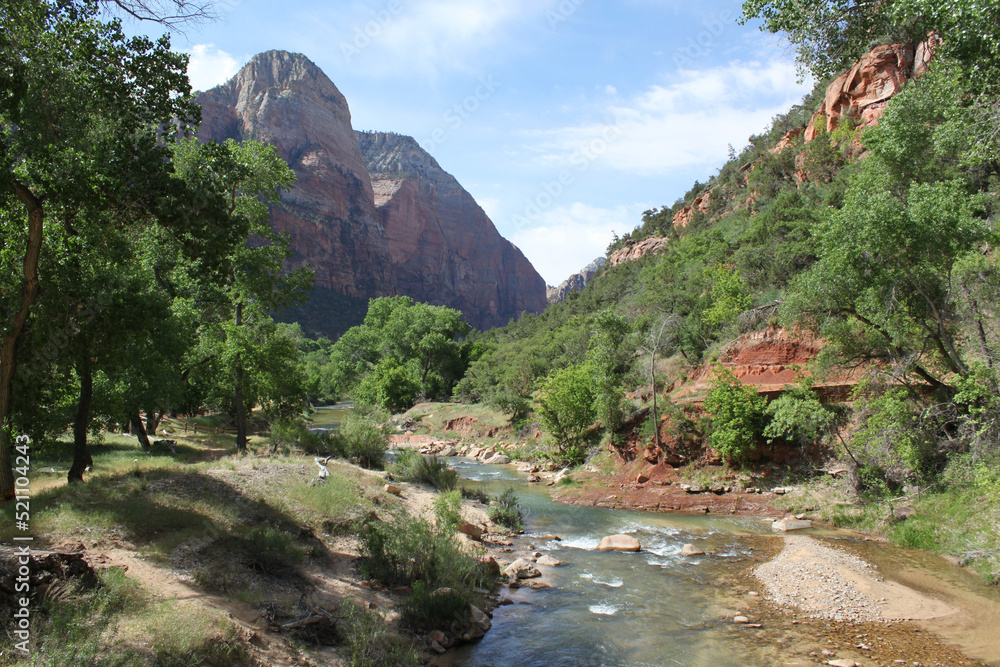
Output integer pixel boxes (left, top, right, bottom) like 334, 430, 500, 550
487, 487, 524, 531
270, 418, 333, 455
357, 515, 495, 629
433, 489, 463, 531
340, 604, 420, 667
390, 450, 458, 491
704, 368, 768, 464
338, 411, 387, 469
763, 384, 835, 446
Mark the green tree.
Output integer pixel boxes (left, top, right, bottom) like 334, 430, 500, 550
173, 139, 312, 451
586, 310, 632, 443
704, 368, 768, 464
763, 384, 836, 446
534, 363, 597, 462
702, 265, 752, 328
0, 0, 197, 498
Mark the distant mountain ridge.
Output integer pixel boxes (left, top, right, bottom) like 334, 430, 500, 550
196, 50, 546, 336
547, 257, 606, 303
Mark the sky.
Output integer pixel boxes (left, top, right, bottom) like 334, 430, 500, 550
130, 0, 813, 286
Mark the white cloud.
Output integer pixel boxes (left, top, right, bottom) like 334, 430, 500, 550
512, 203, 642, 286
319, 0, 559, 77
528, 59, 813, 175
186, 44, 244, 92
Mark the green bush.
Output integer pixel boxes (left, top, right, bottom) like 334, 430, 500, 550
402, 581, 469, 630
270, 418, 334, 455
704, 368, 768, 464
341, 604, 420, 667
338, 411, 388, 469
357, 515, 495, 629
390, 450, 458, 491
763, 384, 835, 446
433, 489, 463, 531
487, 487, 524, 531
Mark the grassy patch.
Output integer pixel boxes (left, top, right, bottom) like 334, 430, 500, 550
339, 605, 420, 667
2, 567, 251, 667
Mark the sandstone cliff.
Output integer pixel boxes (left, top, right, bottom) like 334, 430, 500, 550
606, 237, 670, 268
197, 51, 546, 336
547, 257, 606, 303
197, 50, 395, 308
358, 131, 547, 330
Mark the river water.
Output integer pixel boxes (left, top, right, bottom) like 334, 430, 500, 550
443, 457, 1000, 667
308, 407, 1000, 665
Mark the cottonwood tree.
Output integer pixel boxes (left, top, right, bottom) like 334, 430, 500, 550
172, 138, 312, 451
0, 0, 197, 499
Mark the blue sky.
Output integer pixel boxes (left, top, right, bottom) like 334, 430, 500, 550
135, 0, 813, 285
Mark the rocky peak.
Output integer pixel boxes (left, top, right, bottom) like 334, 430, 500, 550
357, 131, 458, 188
547, 257, 606, 303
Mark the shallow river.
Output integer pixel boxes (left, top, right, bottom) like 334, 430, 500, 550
442, 457, 1000, 667
308, 408, 1000, 665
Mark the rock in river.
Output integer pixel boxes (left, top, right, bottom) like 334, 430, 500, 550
596, 535, 641, 552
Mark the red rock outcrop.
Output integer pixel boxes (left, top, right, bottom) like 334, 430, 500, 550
607, 236, 670, 267
672, 190, 712, 228
804, 37, 937, 143
358, 131, 547, 330
197, 51, 396, 305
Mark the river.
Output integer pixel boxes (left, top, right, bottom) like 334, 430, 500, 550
308, 407, 1000, 665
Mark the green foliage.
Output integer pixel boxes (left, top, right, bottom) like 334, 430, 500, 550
390, 450, 458, 490
587, 310, 633, 441
338, 410, 388, 469
357, 514, 495, 629
487, 487, 524, 531
328, 296, 471, 411
702, 265, 752, 328
340, 604, 420, 667
433, 489, 464, 531
763, 384, 835, 445
704, 368, 768, 464
534, 363, 598, 462
269, 418, 332, 455
850, 382, 931, 484
354, 358, 421, 413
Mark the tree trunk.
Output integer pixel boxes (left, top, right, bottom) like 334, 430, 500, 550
144, 408, 160, 436
234, 302, 247, 453
68, 355, 95, 483
131, 412, 151, 452
650, 357, 661, 450
0, 182, 45, 501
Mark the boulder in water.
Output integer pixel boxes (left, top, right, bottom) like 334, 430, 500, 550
596, 535, 641, 552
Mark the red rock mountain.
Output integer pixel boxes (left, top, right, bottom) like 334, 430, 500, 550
196, 51, 546, 335
358, 131, 547, 330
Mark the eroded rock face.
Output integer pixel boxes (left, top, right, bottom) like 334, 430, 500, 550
672, 190, 712, 229
547, 257, 606, 303
198, 52, 546, 336
358, 131, 547, 330
804, 38, 937, 143
197, 51, 396, 308
606, 236, 670, 267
